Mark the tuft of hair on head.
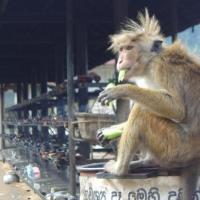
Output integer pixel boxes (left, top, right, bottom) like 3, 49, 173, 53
108, 8, 164, 53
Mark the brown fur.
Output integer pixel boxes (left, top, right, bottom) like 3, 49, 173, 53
98, 9, 200, 200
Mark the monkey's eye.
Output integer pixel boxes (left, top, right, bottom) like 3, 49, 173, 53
125, 45, 134, 50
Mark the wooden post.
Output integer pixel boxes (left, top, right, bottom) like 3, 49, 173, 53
66, 0, 76, 196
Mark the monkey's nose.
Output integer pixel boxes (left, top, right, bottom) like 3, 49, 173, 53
118, 60, 123, 64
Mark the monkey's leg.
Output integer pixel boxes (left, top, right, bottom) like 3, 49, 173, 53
136, 107, 199, 200
130, 152, 156, 168
104, 105, 198, 199
104, 103, 182, 175
104, 104, 145, 175
143, 114, 199, 200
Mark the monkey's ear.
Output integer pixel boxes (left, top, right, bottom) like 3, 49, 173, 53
151, 40, 163, 53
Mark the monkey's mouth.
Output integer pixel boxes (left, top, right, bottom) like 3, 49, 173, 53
122, 67, 133, 80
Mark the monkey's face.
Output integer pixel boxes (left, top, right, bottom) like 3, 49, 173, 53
117, 41, 145, 80
116, 39, 162, 81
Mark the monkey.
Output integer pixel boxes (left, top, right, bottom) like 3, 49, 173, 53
98, 9, 200, 199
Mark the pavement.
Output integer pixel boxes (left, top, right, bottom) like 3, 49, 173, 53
0, 162, 42, 200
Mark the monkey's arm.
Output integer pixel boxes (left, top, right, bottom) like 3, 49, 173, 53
98, 84, 185, 122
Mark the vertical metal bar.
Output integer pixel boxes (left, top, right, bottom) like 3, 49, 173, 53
23, 82, 29, 119
170, 0, 178, 41
40, 66, 49, 141
75, 1, 88, 75
31, 69, 38, 139
66, 0, 76, 196
113, 0, 128, 31
55, 44, 65, 84
17, 82, 22, 136
0, 84, 4, 150
31, 69, 37, 116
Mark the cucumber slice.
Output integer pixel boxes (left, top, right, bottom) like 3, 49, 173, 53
118, 69, 127, 82
103, 128, 122, 140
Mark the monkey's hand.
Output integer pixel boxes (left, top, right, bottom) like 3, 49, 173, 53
96, 127, 122, 146
96, 128, 110, 146
98, 85, 126, 105
104, 160, 127, 175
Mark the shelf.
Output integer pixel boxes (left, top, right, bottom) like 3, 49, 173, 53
4, 119, 68, 127
5, 93, 57, 112
5, 82, 107, 112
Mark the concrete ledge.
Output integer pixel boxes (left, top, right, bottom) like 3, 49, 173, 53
78, 164, 200, 200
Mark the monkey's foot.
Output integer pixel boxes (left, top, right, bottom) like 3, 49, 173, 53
104, 160, 127, 175
129, 159, 156, 169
